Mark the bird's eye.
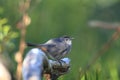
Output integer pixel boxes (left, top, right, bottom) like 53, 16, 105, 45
65, 38, 69, 41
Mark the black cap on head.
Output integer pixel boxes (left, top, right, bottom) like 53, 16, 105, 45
62, 35, 74, 39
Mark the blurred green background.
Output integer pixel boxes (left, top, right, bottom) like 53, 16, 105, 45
0, 0, 120, 80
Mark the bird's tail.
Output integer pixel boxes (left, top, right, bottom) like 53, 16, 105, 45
26, 42, 39, 47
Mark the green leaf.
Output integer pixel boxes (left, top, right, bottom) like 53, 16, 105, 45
3, 25, 10, 36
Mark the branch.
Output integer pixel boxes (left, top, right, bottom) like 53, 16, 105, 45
22, 48, 70, 80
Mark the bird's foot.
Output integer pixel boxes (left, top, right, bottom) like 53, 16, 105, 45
58, 60, 66, 67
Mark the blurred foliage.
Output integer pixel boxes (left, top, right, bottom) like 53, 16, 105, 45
0, 18, 18, 53
0, 0, 120, 80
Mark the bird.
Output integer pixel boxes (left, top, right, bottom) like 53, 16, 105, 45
26, 36, 73, 61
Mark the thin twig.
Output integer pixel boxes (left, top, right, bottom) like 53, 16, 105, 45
15, 0, 31, 80
79, 21, 120, 79
89, 21, 120, 29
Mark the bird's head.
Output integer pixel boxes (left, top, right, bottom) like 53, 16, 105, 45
62, 35, 74, 45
